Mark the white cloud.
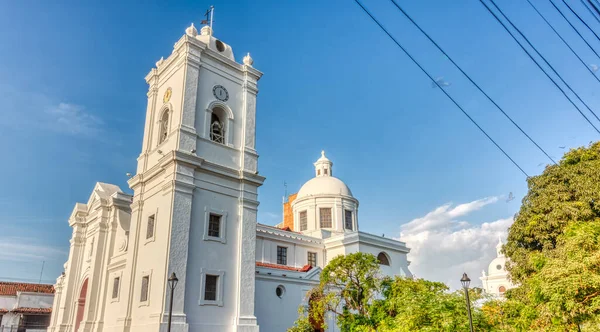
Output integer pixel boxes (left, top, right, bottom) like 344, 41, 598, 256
45, 102, 103, 136
397, 197, 513, 290
0, 237, 67, 263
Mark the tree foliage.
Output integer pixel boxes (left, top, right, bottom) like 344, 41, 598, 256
504, 142, 600, 282
485, 141, 600, 331
288, 253, 491, 331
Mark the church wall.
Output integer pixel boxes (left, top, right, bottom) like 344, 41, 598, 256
255, 277, 315, 332
192, 63, 247, 169
256, 237, 324, 269
127, 177, 176, 330
181, 172, 245, 331
138, 62, 186, 174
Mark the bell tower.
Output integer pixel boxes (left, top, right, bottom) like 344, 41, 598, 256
125, 20, 264, 332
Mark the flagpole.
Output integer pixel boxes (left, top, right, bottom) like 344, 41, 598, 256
210, 6, 214, 35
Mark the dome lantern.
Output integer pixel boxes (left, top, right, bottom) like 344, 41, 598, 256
314, 150, 333, 177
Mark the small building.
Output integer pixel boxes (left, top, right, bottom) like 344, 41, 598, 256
0, 281, 54, 332
480, 238, 516, 296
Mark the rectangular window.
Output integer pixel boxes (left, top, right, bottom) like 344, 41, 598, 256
320, 208, 332, 228
204, 275, 218, 301
299, 211, 307, 231
277, 246, 287, 265
146, 215, 155, 239
112, 277, 120, 299
140, 276, 149, 302
308, 252, 317, 267
345, 210, 353, 230
208, 214, 221, 237
22, 314, 50, 329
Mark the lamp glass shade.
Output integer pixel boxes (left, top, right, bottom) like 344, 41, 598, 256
168, 272, 179, 289
460, 273, 471, 289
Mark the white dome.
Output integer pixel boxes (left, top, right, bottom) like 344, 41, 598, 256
488, 256, 507, 276
297, 176, 353, 199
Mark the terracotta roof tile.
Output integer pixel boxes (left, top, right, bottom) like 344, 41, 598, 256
11, 307, 52, 314
256, 262, 313, 272
0, 281, 54, 296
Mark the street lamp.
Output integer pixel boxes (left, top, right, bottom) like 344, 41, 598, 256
460, 273, 474, 332
167, 272, 179, 332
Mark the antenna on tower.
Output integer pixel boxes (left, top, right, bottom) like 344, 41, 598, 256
201, 5, 215, 34
38, 261, 45, 284
283, 181, 288, 202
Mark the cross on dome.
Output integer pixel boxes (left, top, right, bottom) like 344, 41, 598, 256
314, 150, 333, 177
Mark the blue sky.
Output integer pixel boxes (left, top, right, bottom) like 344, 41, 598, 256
0, 0, 598, 287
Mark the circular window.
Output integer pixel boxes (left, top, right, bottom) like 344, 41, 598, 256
215, 40, 225, 52
276, 285, 285, 298
496, 264, 502, 270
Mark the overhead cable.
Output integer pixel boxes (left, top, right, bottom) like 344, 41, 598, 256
527, 0, 600, 83
353, 0, 530, 177
389, 0, 556, 164
480, 0, 600, 133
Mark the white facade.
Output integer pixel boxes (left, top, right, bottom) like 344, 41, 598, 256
47, 22, 412, 332
480, 239, 516, 297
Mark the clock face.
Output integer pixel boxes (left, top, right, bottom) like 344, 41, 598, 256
163, 87, 172, 103
213, 85, 229, 102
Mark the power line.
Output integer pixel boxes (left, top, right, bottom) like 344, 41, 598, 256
479, 0, 600, 133
549, 0, 600, 59
588, 0, 600, 19
561, 0, 600, 42
527, 0, 600, 84
580, 0, 600, 25
490, 0, 600, 125
353, 0, 530, 177
388, 0, 556, 164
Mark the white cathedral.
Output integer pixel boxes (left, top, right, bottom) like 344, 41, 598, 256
47, 23, 412, 332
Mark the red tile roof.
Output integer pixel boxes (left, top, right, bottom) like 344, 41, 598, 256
256, 262, 313, 272
11, 307, 52, 314
0, 281, 54, 296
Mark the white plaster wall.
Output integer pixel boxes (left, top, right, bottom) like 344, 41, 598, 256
256, 237, 324, 268
293, 196, 358, 235
255, 278, 314, 332
16, 293, 54, 308
0, 295, 16, 310
182, 176, 241, 331
358, 243, 412, 278
1, 312, 20, 328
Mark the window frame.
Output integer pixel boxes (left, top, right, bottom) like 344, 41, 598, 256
307, 251, 317, 267
377, 252, 391, 266
112, 276, 120, 300
344, 210, 353, 231
140, 275, 150, 304
198, 268, 225, 306
319, 207, 332, 229
157, 107, 171, 146
299, 210, 308, 231
204, 102, 234, 148
146, 214, 155, 240
277, 246, 288, 265
110, 271, 123, 303
203, 207, 227, 244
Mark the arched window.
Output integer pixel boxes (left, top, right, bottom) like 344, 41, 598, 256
158, 110, 169, 144
210, 111, 225, 144
498, 286, 506, 294
377, 252, 390, 266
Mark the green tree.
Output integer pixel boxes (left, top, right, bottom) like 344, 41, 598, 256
378, 277, 491, 332
504, 142, 600, 282
484, 141, 600, 331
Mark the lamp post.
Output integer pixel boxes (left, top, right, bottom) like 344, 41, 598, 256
167, 272, 179, 332
461, 273, 474, 332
